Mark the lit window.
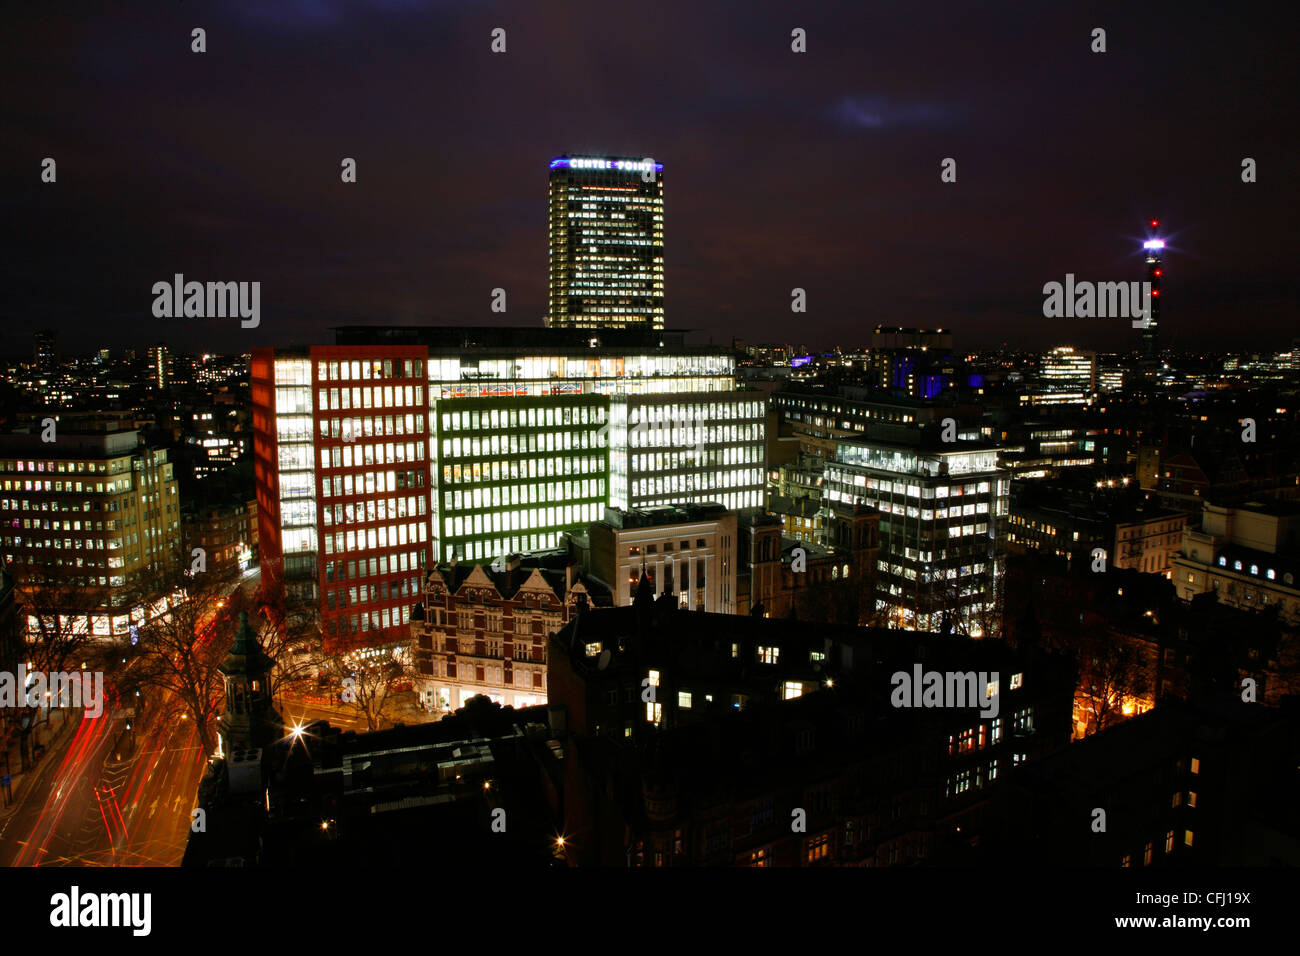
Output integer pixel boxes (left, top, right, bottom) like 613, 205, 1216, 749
678, 691, 692, 709
805, 833, 830, 863
784, 681, 803, 700
1009, 673, 1023, 690
1190, 757, 1200, 774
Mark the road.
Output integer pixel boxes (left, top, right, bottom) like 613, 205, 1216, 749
0, 699, 207, 867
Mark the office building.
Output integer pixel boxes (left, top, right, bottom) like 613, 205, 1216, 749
148, 342, 170, 389
1025, 346, 1095, 406
33, 329, 59, 371
1096, 362, 1124, 395
575, 503, 738, 613
821, 435, 1009, 635
868, 327, 956, 398
0, 428, 181, 638
253, 327, 765, 651
252, 346, 431, 651
546, 155, 665, 330
1170, 500, 1300, 623
995, 421, 1099, 479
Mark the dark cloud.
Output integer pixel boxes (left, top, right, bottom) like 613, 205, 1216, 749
831, 95, 955, 130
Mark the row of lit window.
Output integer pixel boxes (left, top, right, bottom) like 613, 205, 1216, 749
441, 455, 605, 486
631, 446, 760, 471
841, 476, 994, 498
442, 503, 604, 539
317, 385, 424, 411
316, 358, 424, 382
441, 405, 604, 432
320, 469, 426, 498
431, 354, 729, 381
443, 479, 604, 512
441, 431, 600, 459
563, 279, 661, 289
448, 535, 563, 562
632, 400, 761, 422
1, 458, 137, 474
1217, 554, 1288, 582
2, 478, 141, 494
3, 528, 121, 548
320, 441, 426, 469
322, 496, 424, 526
560, 302, 663, 310
2, 537, 115, 566
629, 424, 760, 448
3, 498, 127, 516
319, 414, 424, 440
323, 524, 427, 554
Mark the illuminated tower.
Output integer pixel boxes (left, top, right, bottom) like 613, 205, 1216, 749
1140, 220, 1164, 364
547, 156, 665, 330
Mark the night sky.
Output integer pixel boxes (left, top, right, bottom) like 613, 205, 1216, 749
3, 0, 1296, 356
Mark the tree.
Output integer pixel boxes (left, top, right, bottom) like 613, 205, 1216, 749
116, 565, 236, 756
1074, 626, 1154, 736
938, 572, 1005, 641
864, 585, 907, 630
252, 561, 325, 704
320, 644, 413, 732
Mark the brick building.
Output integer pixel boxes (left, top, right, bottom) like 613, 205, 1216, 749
410, 553, 610, 711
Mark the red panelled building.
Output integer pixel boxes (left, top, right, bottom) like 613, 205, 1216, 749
253, 346, 432, 652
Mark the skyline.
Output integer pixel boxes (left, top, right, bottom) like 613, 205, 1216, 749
4, 0, 1297, 355
1, 2, 1297, 917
